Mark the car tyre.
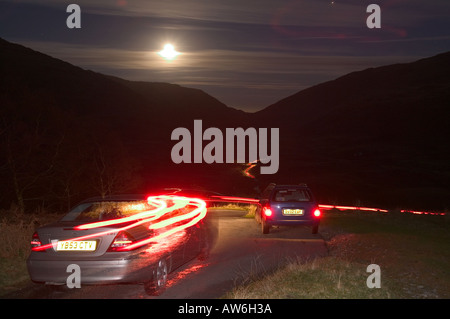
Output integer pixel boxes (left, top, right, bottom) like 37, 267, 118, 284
144, 257, 169, 295
262, 218, 270, 234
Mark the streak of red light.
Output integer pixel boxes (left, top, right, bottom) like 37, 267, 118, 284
32, 195, 207, 252
32, 194, 446, 252
210, 196, 446, 216
318, 204, 388, 213
210, 195, 260, 204
243, 163, 256, 179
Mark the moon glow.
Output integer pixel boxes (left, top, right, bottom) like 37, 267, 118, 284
158, 44, 180, 60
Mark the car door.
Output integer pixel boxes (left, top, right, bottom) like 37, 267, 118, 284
182, 223, 203, 262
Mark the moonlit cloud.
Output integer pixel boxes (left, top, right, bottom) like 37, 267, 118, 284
7, 0, 450, 27
18, 39, 419, 111
1, 0, 449, 111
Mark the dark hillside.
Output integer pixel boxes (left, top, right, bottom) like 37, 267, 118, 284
254, 52, 450, 210
1, 37, 449, 211
0, 38, 249, 211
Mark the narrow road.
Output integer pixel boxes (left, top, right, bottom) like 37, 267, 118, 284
152, 210, 328, 298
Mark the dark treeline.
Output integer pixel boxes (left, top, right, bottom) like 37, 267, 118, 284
0, 91, 143, 212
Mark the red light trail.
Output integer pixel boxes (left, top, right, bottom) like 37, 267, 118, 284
210, 196, 446, 216
74, 197, 169, 230
318, 204, 388, 213
32, 194, 446, 252
32, 195, 207, 252
243, 162, 257, 179
211, 195, 259, 204
400, 209, 446, 216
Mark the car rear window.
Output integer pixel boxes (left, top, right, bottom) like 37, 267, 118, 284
272, 189, 312, 202
61, 201, 151, 222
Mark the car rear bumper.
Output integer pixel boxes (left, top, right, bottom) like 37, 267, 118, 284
265, 219, 319, 227
26, 256, 155, 285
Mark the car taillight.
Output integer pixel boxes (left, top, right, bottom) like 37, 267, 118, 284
108, 231, 136, 252
263, 207, 272, 217
313, 208, 321, 217
31, 231, 42, 250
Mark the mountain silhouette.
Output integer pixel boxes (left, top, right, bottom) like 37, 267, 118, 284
0, 38, 246, 131
0, 37, 249, 210
254, 52, 450, 210
1, 37, 449, 211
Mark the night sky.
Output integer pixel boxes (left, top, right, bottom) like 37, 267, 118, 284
1, 0, 449, 112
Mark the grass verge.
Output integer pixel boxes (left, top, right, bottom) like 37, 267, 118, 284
208, 203, 257, 218
0, 207, 62, 297
226, 210, 450, 299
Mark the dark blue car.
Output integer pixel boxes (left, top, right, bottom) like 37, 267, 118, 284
255, 183, 321, 234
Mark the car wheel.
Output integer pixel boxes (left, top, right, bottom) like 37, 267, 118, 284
262, 218, 270, 234
144, 257, 169, 295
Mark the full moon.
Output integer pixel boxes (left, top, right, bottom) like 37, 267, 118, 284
158, 44, 180, 60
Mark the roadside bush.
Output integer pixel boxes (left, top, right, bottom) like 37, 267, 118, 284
0, 206, 61, 295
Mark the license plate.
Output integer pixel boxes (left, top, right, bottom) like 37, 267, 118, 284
282, 209, 304, 215
56, 240, 97, 251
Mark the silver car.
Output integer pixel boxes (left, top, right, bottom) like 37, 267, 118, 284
27, 194, 210, 295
